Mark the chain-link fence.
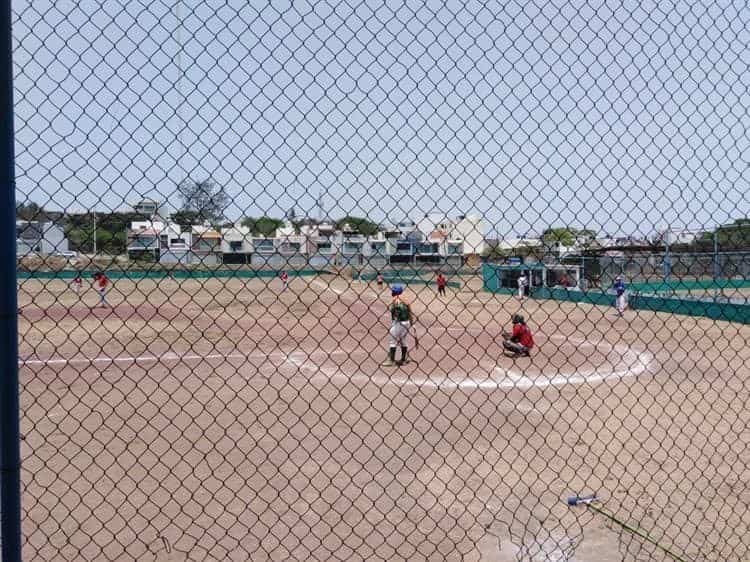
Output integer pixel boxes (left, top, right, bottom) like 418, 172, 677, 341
7, 0, 750, 560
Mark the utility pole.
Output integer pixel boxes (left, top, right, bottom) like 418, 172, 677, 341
93, 210, 97, 256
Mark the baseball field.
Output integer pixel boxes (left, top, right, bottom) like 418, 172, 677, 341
17, 273, 750, 561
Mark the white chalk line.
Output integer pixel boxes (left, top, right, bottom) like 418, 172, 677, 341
21, 339, 656, 392
21, 275, 658, 393
310, 278, 657, 389
19, 348, 349, 368
287, 341, 656, 392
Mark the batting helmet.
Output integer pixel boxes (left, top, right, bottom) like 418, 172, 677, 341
391, 284, 404, 296
512, 314, 525, 324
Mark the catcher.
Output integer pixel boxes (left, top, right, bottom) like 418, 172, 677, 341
382, 284, 415, 367
502, 314, 534, 357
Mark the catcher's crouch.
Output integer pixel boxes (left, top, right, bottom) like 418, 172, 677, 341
502, 314, 535, 357
382, 284, 415, 367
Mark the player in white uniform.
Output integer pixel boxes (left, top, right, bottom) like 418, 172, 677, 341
517, 272, 527, 300
614, 275, 627, 315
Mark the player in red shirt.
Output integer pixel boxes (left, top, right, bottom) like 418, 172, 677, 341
93, 272, 110, 308
502, 314, 534, 357
436, 272, 447, 297
280, 270, 289, 291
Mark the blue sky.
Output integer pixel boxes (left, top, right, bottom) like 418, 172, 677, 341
12, 0, 750, 238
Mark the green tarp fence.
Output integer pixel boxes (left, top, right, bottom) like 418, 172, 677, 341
483, 263, 750, 324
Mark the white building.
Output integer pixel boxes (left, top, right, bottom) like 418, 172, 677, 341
309, 222, 338, 256
494, 237, 543, 251
16, 221, 69, 256
416, 214, 453, 239
274, 220, 308, 254
127, 220, 191, 261
450, 215, 485, 256
338, 223, 367, 265
221, 225, 252, 253
414, 213, 486, 259
395, 219, 418, 238
221, 225, 253, 264
132, 198, 164, 219
654, 229, 698, 246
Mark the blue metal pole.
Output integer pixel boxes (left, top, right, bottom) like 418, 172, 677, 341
663, 229, 670, 284
0, 0, 21, 557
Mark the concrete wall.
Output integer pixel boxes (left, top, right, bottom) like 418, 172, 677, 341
160, 250, 221, 265
251, 252, 308, 268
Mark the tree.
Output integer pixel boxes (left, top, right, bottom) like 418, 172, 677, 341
696, 219, 750, 250
335, 216, 380, 237
170, 210, 203, 229
16, 201, 44, 221
541, 227, 597, 248
177, 178, 228, 225
241, 216, 285, 236
542, 227, 576, 247
64, 211, 145, 254
482, 244, 511, 262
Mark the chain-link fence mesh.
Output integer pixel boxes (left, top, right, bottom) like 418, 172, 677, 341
10, 0, 750, 560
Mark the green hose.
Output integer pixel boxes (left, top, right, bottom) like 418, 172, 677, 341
586, 503, 690, 562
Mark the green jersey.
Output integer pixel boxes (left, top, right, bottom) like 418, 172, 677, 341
390, 301, 411, 322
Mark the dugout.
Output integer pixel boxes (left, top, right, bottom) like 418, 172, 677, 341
483, 263, 582, 292
482, 263, 545, 293
544, 264, 583, 289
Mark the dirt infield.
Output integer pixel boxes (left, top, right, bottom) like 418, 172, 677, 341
17, 274, 750, 561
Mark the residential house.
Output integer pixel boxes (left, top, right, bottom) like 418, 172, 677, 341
221, 225, 253, 264
339, 223, 366, 266
494, 237, 543, 252
363, 232, 389, 269
450, 215, 485, 262
132, 198, 164, 219
191, 225, 222, 265
391, 230, 422, 264
127, 220, 165, 261
16, 221, 69, 256
415, 213, 486, 263
128, 220, 190, 262
308, 222, 338, 267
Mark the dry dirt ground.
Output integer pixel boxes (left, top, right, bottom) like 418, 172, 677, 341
17, 274, 750, 561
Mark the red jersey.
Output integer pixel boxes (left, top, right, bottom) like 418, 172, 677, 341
512, 323, 534, 349
437, 275, 446, 288
280, 272, 288, 281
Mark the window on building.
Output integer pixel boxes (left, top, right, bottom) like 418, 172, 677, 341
279, 242, 301, 253
132, 236, 156, 248
253, 239, 274, 253
343, 242, 362, 254
417, 243, 439, 254
396, 242, 412, 254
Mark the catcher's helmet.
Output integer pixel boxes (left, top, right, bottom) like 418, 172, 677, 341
391, 284, 404, 296
512, 314, 524, 324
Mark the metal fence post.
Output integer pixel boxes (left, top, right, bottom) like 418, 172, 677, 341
0, 0, 21, 558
